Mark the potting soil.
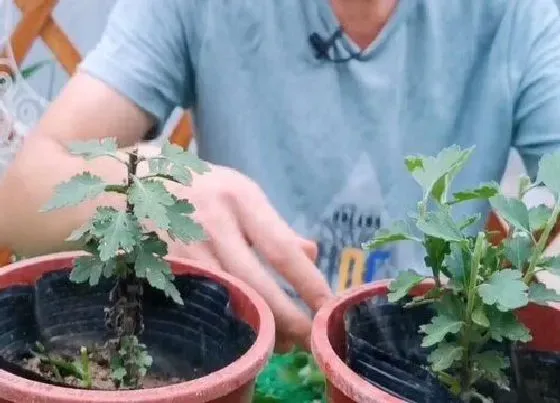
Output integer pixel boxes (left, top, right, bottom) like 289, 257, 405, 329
0, 271, 256, 389
345, 297, 560, 403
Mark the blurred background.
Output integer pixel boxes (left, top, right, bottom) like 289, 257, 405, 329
1, 0, 559, 206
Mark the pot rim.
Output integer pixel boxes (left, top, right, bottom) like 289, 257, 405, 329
311, 280, 404, 403
0, 251, 275, 402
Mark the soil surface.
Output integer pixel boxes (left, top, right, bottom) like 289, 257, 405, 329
19, 344, 183, 390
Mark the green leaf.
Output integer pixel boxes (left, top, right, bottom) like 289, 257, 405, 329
478, 270, 529, 312
135, 237, 171, 285
404, 145, 474, 203
518, 174, 533, 198
71, 256, 116, 286
538, 256, 560, 275
472, 303, 490, 328
166, 199, 206, 243
423, 236, 450, 279
486, 308, 532, 343
91, 208, 142, 261
490, 194, 531, 233
128, 179, 175, 229
387, 270, 424, 303
448, 182, 500, 204
148, 142, 210, 185
537, 149, 560, 194
473, 350, 509, 381
67, 138, 119, 160
419, 313, 463, 347
111, 367, 127, 382
363, 220, 420, 251
164, 279, 184, 305
502, 235, 532, 270
41, 173, 106, 212
529, 204, 552, 232
528, 283, 560, 305
416, 209, 464, 242
66, 222, 94, 242
405, 145, 474, 202
443, 243, 471, 289
427, 342, 463, 372
458, 213, 482, 231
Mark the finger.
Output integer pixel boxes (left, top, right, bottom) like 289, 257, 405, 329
167, 239, 222, 271
297, 236, 318, 262
208, 211, 313, 349
274, 336, 295, 354
234, 190, 332, 313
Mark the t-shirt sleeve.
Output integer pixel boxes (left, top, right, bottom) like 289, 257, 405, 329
511, 0, 560, 179
79, 0, 194, 138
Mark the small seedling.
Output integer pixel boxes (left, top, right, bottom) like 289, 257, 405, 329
365, 145, 560, 401
41, 138, 209, 388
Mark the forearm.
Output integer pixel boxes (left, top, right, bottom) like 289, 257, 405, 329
0, 73, 154, 257
0, 134, 126, 256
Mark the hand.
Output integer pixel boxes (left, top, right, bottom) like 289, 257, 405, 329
164, 161, 333, 353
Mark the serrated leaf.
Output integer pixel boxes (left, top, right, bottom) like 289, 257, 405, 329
473, 351, 508, 380
478, 270, 528, 312
529, 204, 552, 232
363, 220, 420, 251
427, 342, 463, 372
128, 179, 174, 229
518, 174, 532, 198
502, 235, 532, 270
66, 222, 93, 242
71, 255, 116, 286
41, 173, 106, 212
416, 209, 464, 242
490, 194, 531, 233
472, 304, 490, 328
423, 236, 450, 279
405, 145, 474, 203
419, 313, 463, 347
166, 199, 206, 243
68, 138, 119, 160
449, 182, 500, 205
91, 208, 142, 261
486, 308, 532, 343
387, 269, 424, 302
537, 149, 560, 194
528, 283, 560, 305
135, 237, 171, 282
148, 142, 210, 185
164, 279, 184, 305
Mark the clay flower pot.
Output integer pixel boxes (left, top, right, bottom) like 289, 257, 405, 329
0, 252, 275, 403
311, 280, 560, 403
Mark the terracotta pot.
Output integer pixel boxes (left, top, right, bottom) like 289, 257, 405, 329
0, 251, 275, 403
311, 280, 560, 403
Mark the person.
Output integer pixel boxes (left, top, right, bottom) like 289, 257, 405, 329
2, 0, 560, 353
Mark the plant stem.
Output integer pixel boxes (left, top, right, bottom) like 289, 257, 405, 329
459, 232, 485, 398
80, 346, 92, 389
524, 202, 560, 284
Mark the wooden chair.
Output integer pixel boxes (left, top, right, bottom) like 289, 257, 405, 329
0, 0, 193, 266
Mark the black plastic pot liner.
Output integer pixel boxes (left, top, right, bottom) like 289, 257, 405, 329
345, 297, 560, 403
0, 270, 256, 389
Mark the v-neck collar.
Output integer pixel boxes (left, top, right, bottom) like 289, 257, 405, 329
315, 0, 418, 59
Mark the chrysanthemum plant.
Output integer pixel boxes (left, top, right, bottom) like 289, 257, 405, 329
364, 145, 560, 402
41, 138, 209, 388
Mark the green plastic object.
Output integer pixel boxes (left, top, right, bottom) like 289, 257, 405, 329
253, 350, 326, 403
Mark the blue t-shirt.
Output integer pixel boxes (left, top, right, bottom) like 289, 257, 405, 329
81, 0, 560, 299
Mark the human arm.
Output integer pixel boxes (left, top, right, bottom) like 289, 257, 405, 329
0, 0, 331, 350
